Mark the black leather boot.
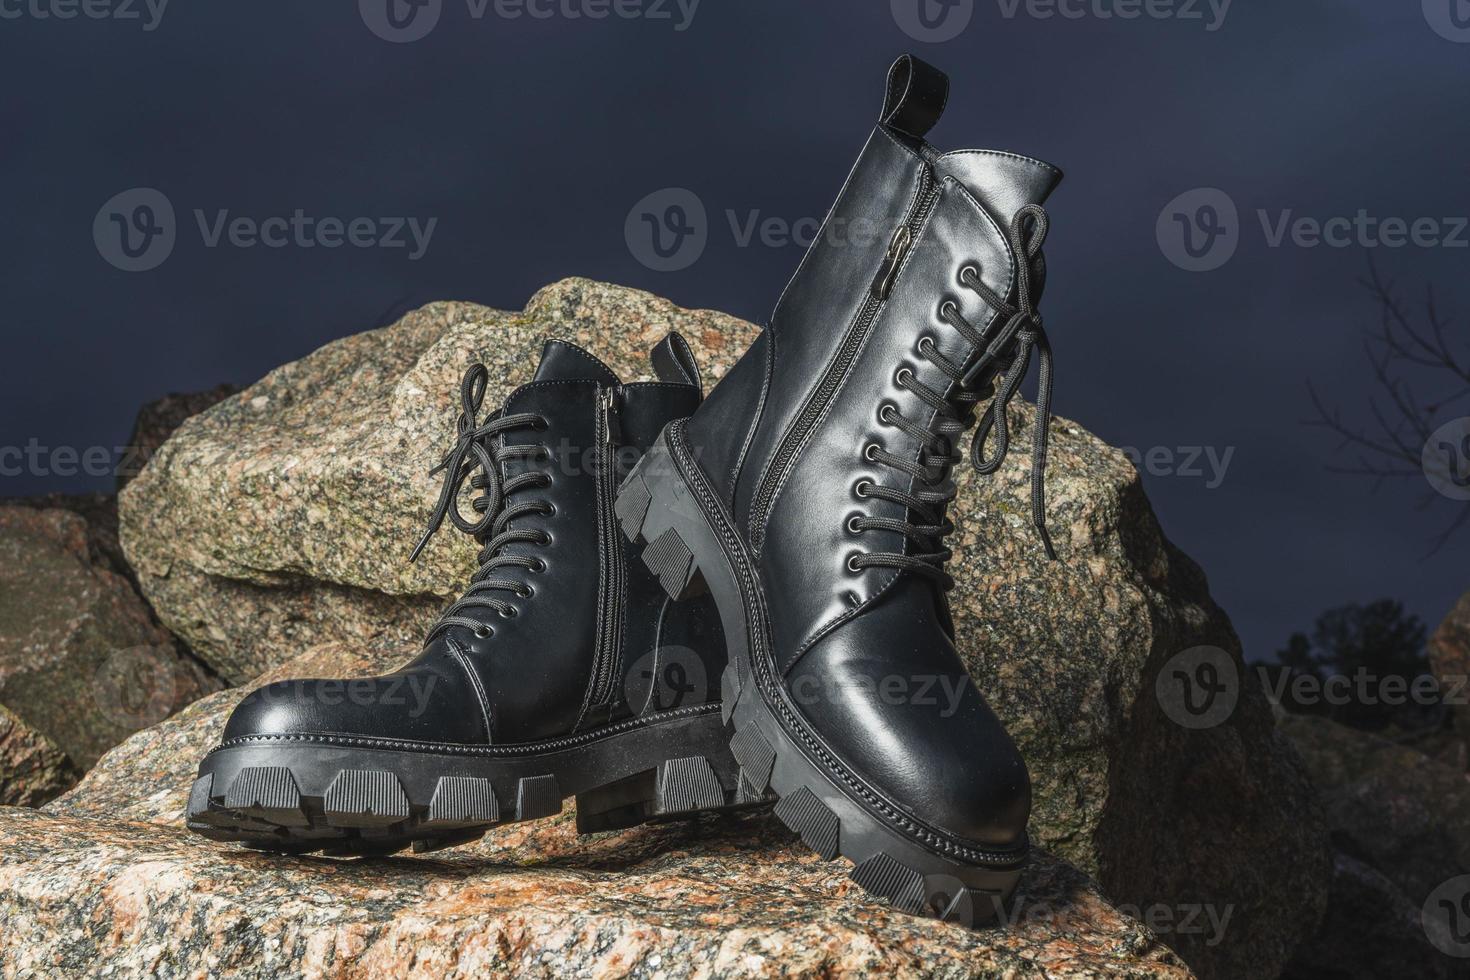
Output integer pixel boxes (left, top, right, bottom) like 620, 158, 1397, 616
616, 55, 1061, 921
188, 335, 761, 855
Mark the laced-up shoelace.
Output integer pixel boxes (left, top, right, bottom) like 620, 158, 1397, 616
851, 203, 1057, 589
408, 364, 553, 643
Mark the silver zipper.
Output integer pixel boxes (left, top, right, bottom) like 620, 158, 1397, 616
588, 386, 624, 710
748, 169, 938, 554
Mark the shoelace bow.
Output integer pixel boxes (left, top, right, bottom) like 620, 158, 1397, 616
409, 363, 552, 642
852, 203, 1058, 590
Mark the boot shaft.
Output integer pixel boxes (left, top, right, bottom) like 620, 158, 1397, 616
687, 55, 1063, 662
416, 336, 719, 742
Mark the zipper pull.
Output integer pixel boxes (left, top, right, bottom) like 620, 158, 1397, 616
870, 225, 913, 301
601, 387, 622, 446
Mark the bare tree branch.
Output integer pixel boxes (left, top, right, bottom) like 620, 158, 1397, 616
1308, 259, 1470, 549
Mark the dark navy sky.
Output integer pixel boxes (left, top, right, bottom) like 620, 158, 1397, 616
2, 0, 1467, 660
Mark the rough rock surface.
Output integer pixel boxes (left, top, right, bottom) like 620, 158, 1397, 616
0, 704, 77, 808
0, 806, 1189, 979
1284, 852, 1457, 980
1280, 713, 1469, 977
117, 382, 241, 490
0, 505, 218, 767
29, 641, 1191, 978
49, 640, 407, 825
1280, 713, 1470, 903
1430, 588, 1470, 757
120, 283, 760, 684
119, 278, 1327, 978
0, 492, 129, 582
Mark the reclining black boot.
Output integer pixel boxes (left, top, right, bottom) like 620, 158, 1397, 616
616, 55, 1061, 921
187, 335, 758, 855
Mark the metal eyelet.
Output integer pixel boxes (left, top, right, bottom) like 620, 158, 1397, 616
959, 263, 981, 286
917, 336, 937, 360
863, 444, 881, 463
938, 300, 957, 320
518, 585, 535, 599
536, 532, 552, 546
846, 554, 863, 573
854, 480, 873, 499
878, 403, 897, 426
846, 515, 864, 535
473, 625, 493, 639
529, 559, 546, 574
499, 607, 517, 619
541, 503, 556, 518
895, 367, 913, 388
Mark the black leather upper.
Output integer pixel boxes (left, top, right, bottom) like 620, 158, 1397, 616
683, 55, 1059, 850
224, 337, 722, 748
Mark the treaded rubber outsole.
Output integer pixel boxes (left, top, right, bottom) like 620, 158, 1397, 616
617, 422, 1025, 925
187, 705, 770, 856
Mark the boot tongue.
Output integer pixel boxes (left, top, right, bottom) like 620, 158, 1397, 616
936, 149, 1062, 227
531, 339, 620, 386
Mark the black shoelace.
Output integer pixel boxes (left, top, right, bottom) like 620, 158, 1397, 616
851, 204, 1057, 590
408, 364, 552, 643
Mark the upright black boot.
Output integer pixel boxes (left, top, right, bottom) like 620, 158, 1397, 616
188, 335, 759, 855
617, 56, 1062, 921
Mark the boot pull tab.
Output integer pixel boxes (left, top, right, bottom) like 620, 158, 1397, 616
880, 54, 949, 141
650, 331, 702, 394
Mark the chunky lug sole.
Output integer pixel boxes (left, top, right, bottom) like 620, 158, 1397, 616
186, 704, 767, 856
616, 422, 1025, 925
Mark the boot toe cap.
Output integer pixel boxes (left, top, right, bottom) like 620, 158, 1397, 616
786, 634, 1031, 850
222, 664, 486, 745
